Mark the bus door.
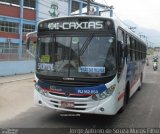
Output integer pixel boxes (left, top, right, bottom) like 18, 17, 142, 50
117, 29, 127, 98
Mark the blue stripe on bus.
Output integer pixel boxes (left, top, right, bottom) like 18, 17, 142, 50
75, 84, 107, 94
37, 80, 107, 94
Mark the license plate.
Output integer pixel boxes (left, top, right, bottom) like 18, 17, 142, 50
61, 101, 74, 108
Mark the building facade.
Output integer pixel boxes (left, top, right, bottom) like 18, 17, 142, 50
0, 0, 70, 60
0, 0, 108, 60
0, 0, 37, 60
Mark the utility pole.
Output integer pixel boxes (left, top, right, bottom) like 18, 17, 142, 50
87, 0, 90, 15
109, 6, 114, 17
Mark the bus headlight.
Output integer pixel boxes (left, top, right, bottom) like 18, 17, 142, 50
35, 85, 48, 97
92, 84, 116, 101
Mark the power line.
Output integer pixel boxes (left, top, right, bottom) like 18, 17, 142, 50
113, 13, 134, 30
113, 13, 154, 45
103, 0, 109, 6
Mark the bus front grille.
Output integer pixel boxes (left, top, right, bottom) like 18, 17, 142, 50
49, 92, 91, 98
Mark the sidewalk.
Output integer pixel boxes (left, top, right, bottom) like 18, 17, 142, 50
0, 73, 35, 122
0, 73, 34, 84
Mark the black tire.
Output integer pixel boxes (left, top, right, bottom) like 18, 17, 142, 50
138, 73, 143, 91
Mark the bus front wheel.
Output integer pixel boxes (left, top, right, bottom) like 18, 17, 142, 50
138, 73, 143, 91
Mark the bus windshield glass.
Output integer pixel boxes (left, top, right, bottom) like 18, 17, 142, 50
37, 35, 116, 78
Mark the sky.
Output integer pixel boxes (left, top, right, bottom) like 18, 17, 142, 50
95, 0, 160, 31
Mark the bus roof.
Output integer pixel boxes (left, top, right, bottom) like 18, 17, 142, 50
38, 16, 146, 46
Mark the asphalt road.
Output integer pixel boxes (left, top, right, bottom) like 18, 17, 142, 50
0, 57, 160, 134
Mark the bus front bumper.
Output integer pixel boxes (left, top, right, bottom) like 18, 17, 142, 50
34, 89, 118, 115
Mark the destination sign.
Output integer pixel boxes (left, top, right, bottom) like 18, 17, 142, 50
79, 66, 105, 73
48, 21, 103, 30
38, 18, 114, 32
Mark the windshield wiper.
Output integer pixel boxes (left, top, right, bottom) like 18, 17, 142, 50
79, 35, 93, 56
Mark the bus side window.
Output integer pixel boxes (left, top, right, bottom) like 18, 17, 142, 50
131, 39, 135, 61
127, 35, 131, 62
117, 29, 125, 77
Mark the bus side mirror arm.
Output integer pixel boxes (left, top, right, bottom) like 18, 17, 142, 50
26, 37, 31, 50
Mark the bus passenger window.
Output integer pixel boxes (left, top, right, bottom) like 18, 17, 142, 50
117, 29, 126, 78
126, 35, 131, 62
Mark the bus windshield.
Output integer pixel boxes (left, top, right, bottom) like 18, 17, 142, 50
37, 35, 116, 78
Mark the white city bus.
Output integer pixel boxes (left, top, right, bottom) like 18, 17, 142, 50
27, 16, 147, 115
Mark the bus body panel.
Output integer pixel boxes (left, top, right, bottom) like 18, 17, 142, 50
29, 16, 147, 115
115, 61, 128, 112
34, 59, 144, 115
34, 75, 121, 115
